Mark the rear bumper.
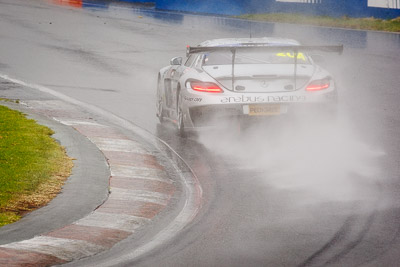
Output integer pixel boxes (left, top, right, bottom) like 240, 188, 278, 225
187, 102, 337, 127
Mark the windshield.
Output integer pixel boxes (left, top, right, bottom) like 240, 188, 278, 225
203, 50, 311, 65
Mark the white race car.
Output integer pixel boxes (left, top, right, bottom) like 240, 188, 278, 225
156, 37, 343, 135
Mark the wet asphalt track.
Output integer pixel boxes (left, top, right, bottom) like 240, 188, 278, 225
1, 0, 400, 266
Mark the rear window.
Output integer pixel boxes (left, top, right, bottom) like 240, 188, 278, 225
203, 50, 311, 65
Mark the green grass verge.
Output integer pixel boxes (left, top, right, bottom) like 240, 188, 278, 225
0, 104, 72, 226
236, 13, 400, 33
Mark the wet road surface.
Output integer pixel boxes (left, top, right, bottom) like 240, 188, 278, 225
1, 0, 400, 266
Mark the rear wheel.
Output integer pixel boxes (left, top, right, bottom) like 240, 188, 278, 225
156, 77, 165, 123
177, 93, 186, 137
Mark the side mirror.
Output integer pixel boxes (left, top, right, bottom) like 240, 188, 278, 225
170, 57, 182, 66
310, 54, 325, 64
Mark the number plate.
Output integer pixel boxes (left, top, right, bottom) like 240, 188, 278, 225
244, 104, 284, 116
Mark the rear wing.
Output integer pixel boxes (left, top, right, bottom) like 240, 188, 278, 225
186, 44, 344, 91
186, 44, 344, 57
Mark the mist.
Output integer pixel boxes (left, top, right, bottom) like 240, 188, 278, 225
197, 95, 384, 206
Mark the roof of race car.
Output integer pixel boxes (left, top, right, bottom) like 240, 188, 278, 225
198, 37, 300, 47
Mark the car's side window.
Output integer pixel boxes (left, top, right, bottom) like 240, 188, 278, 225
184, 55, 196, 67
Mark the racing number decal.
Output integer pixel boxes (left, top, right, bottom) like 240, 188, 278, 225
276, 52, 306, 61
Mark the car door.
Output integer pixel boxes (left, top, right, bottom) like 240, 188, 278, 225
164, 57, 182, 110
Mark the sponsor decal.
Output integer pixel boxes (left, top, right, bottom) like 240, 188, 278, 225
184, 96, 203, 102
221, 95, 306, 103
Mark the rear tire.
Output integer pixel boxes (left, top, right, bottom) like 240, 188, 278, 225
156, 76, 165, 123
177, 93, 186, 137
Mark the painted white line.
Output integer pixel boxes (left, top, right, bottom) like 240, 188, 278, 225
74, 212, 149, 233
0, 236, 104, 261
110, 165, 172, 183
52, 118, 106, 127
88, 137, 148, 154
111, 176, 174, 186
109, 188, 171, 205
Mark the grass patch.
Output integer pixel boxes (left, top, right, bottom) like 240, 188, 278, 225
236, 13, 400, 33
0, 104, 73, 227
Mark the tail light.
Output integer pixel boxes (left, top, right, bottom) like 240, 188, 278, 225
306, 79, 330, 91
190, 81, 224, 93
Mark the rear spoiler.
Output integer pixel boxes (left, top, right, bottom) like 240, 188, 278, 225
186, 44, 344, 57
186, 44, 344, 91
